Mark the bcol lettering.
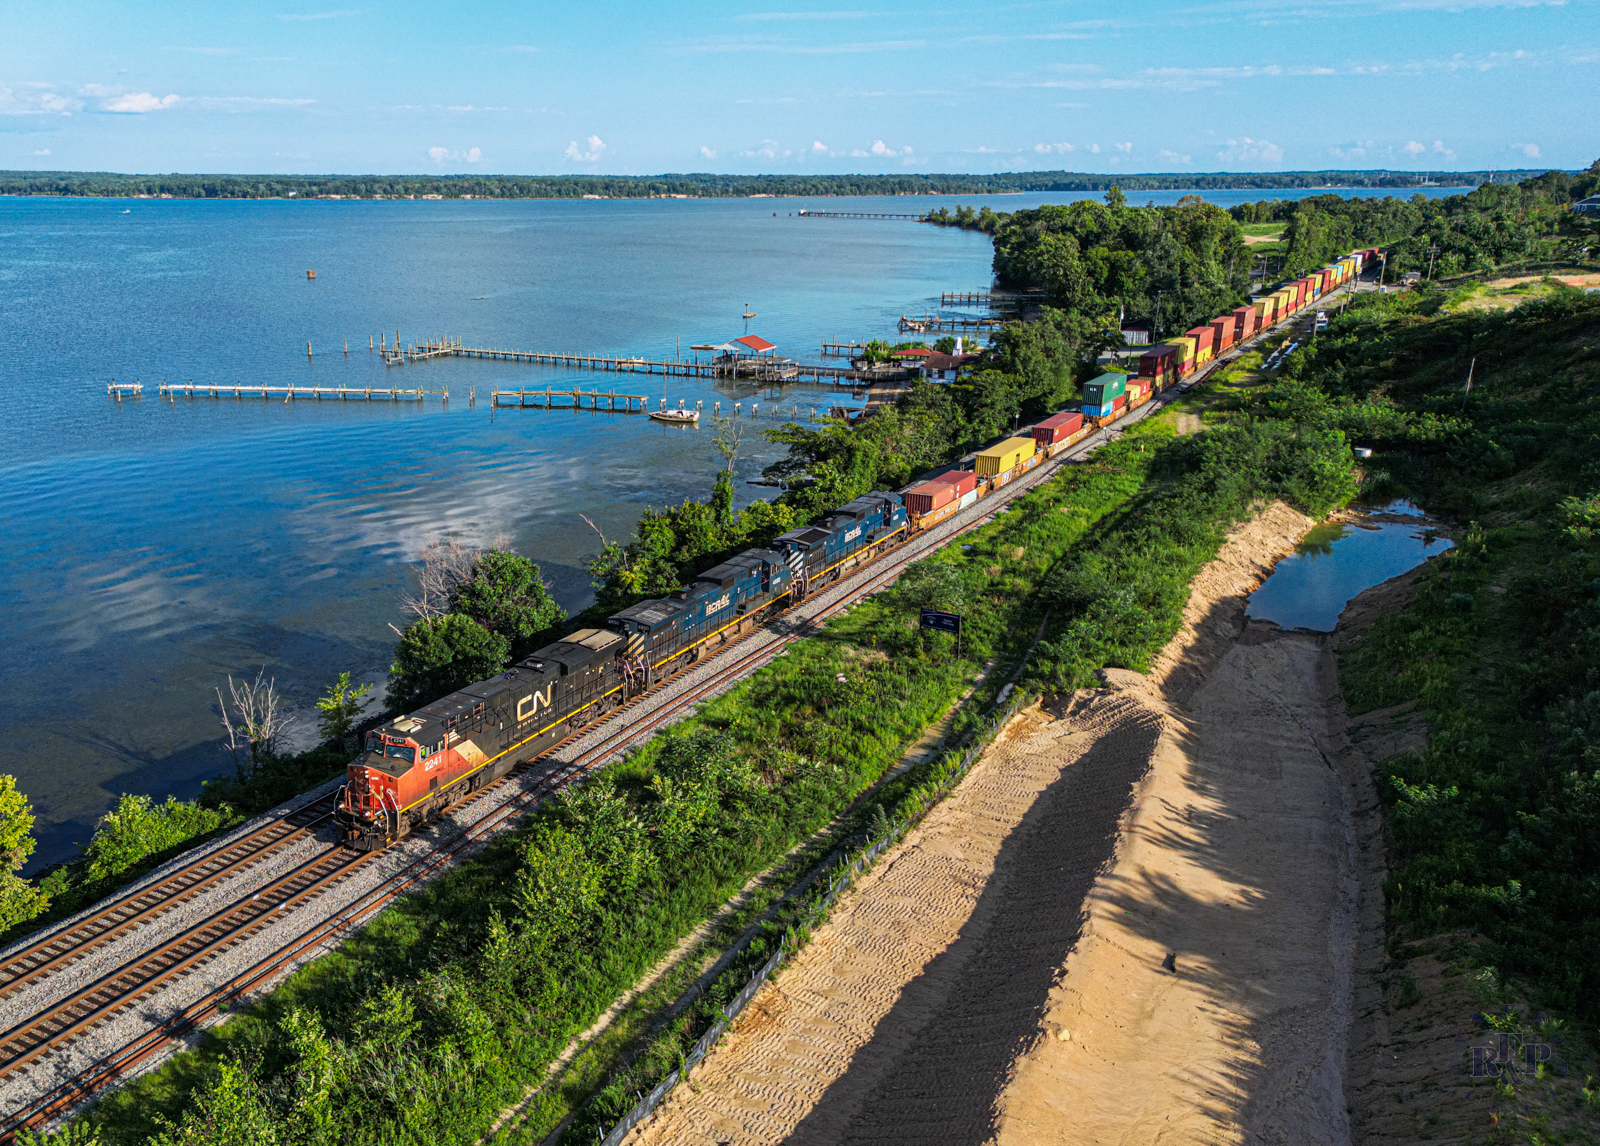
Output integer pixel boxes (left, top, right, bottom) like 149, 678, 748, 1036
706, 593, 730, 615
844, 526, 862, 542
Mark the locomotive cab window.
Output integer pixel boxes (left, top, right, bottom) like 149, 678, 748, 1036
384, 742, 417, 763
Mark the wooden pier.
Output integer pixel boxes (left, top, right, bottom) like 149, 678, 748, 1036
378, 336, 897, 385
797, 209, 922, 220
898, 314, 1005, 333
158, 382, 448, 402
938, 290, 1044, 308
820, 341, 866, 357
106, 382, 143, 399
491, 388, 652, 411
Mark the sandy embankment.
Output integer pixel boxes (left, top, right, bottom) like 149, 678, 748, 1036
626, 500, 1387, 1145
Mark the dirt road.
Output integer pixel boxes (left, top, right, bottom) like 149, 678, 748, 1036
625, 501, 1392, 1145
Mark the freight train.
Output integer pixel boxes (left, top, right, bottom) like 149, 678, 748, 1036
336, 247, 1377, 850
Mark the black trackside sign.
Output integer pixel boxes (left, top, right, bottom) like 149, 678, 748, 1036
919, 609, 962, 635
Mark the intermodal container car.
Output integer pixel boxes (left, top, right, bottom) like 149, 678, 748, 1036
1209, 314, 1236, 352
927, 469, 978, 498
1138, 344, 1180, 388
1231, 305, 1256, 342
1032, 410, 1084, 448
1184, 326, 1216, 366
1081, 372, 1127, 408
902, 480, 956, 516
974, 435, 1037, 477
1170, 336, 1198, 375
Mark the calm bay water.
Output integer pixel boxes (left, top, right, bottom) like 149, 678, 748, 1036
0, 187, 1461, 866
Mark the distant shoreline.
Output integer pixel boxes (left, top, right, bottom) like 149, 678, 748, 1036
0, 168, 1538, 203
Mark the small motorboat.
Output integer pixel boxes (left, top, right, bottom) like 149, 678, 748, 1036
649, 408, 699, 425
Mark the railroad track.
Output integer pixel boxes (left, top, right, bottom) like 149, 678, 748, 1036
0, 298, 1320, 1138
0, 795, 336, 1005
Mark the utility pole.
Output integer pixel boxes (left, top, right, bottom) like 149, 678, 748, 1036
1426, 244, 1440, 281
1462, 357, 1475, 412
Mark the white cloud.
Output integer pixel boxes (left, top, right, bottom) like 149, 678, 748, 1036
1432, 138, 1456, 160
812, 140, 828, 152
1115, 141, 1133, 153
428, 145, 484, 164
565, 135, 607, 162
102, 92, 181, 113
1034, 142, 1075, 154
1216, 137, 1284, 163
1515, 142, 1541, 158
1404, 139, 1427, 155
741, 139, 792, 159
1088, 143, 1101, 154
700, 145, 717, 158
32, 148, 49, 156
1159, 149, 1192, 163
0, 84, 80, 116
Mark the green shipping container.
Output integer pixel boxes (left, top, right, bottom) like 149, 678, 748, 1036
1080, 372, 1127, 407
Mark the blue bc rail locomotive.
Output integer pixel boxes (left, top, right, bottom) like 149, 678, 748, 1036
336, 493, 908, 849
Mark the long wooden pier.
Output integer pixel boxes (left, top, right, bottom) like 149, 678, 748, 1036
898, 314, 1005, 333
106, 382, 143, 399
159, 382, 448, 402
797, 210, 922, 220
939, 290, 1045, 308
378, 336, 899, 385
820, 341, 866, 357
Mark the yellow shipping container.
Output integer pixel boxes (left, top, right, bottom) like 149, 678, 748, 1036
1169, 335, 1197, 362
1273, 289, 1294, 313
1254, 298, 1275, 321
974, 435, 1038, 477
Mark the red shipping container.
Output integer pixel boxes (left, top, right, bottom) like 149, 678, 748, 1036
1230, 305, 1255, 341
902, 480, 956, 516
926, 469, 978, 498
1139, 344, 1179, 377
1185, 325, 1216, 354
1032, 411, 1084, 447
1209, 315, 1236, 351
1112, 394, 1126, 411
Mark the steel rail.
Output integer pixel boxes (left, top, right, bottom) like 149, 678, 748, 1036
0, 798, 336, 1004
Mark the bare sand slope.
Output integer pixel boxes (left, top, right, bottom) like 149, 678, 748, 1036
624, 502, 1337, 1146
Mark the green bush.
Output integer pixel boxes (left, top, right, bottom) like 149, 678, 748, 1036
80, 796, 236, 885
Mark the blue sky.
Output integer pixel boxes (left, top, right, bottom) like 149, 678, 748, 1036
2, 0, 1595, 175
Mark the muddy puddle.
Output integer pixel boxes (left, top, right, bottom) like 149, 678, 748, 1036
1245, 500, 1451, 632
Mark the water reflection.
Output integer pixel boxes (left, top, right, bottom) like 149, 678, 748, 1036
1246, 501, 1452, 632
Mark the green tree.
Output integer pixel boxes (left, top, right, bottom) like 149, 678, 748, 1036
447, 549, 567, 658
314, 672, 372, 751
387, 614, 510, 712
0, 777, 47, 932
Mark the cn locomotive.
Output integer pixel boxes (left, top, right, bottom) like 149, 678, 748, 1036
336, 493, 908, 849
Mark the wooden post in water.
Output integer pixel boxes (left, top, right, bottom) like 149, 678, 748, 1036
307, 341, 313, 359
370, 334, 375, 352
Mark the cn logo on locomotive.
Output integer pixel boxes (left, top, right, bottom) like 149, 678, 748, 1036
516, 683, 555, 723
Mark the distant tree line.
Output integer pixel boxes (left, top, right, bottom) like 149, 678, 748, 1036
0, 167, 1556, 200
1227, 161, 1600, 278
